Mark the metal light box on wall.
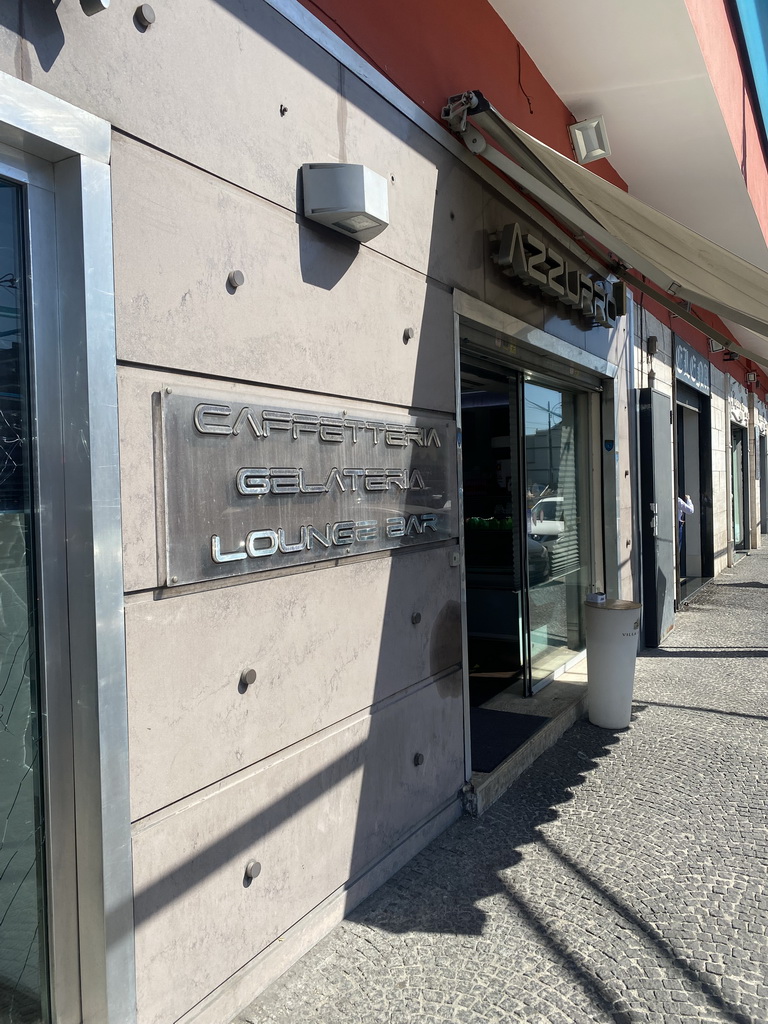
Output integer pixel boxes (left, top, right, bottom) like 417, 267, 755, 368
301, 163, 389, 242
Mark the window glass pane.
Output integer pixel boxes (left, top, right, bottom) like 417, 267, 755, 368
0, 178, 47, 1023
525, 382, 590, 683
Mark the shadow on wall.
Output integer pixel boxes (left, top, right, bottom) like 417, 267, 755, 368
0, 1, 65, 72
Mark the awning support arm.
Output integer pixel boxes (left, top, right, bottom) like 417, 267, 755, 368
442, 92, 679, 294
443, 91, 768, 344
623, 271, 768, 370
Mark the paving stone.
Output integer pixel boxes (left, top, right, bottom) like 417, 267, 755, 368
233, 550, 768, 1024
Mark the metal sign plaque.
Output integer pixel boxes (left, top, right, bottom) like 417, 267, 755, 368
161, 388, 458, 585
675, 337, 711, 395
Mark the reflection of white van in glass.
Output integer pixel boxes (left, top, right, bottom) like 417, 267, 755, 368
529, 496, 565, 538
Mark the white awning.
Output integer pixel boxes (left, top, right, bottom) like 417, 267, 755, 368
442, 91, 768, 368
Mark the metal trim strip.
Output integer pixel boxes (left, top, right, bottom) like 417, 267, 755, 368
453, 289, 618, 381
0, 69, 110, 164
0, 76, 133, 1024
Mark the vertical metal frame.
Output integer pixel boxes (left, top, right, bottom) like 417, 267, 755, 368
0, 71, 135, 1024
453, 313, 472, 781
4, 146, 80, 1024
512, 374, 534, 696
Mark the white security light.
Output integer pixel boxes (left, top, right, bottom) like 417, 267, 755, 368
569, 116, 611, 165
301, 163, 389, 243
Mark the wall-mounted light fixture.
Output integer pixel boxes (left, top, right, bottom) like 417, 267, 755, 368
301, 164, 389, 243
708, 338, 726, 353
569, 116, 611, 165
723, 350, 740, 361
747, 371, 758, 383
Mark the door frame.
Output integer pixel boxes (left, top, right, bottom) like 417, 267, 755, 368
453, 291, 615, 775
731, 424, 749, 551
0, 72, 135, 1024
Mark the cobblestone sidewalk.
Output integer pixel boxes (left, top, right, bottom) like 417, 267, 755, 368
236, 550, 768, 1024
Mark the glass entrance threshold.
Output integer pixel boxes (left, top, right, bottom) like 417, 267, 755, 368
465, 663, 588, 817
680, 575, 711, 602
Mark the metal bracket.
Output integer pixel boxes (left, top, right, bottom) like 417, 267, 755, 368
441, 92, 479, 134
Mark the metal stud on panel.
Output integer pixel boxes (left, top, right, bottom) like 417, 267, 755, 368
245, 860, 261, 879
240, 668, 257, 690
135, 4, 156, 27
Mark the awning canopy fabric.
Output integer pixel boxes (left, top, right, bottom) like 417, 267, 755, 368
442, 91, 768, 369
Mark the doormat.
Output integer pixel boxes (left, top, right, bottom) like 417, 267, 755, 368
470, 708, 549, 774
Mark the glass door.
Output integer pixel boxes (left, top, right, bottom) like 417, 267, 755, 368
731, 427, 747, 550
462, 368, 528, 703
524, 382, 591, 688
0, 181, 48, 1020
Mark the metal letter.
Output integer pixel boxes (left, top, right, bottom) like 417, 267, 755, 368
297, 469, 325, 493
364, 469, 387, 491
231, 406, 263, 437
236, 468, 269, 495
524, 233, 549, 287
319, 417, 344, 443
562, 267, 582, 308
269, 468, 299, 494
324, 467, 346, 492
331, 521, 355, 545
495, 222, 528, 278
405, 515, 424, 535
342, 468, 365, 491
261, 410, 291, 436
355, 520, 378, 542
292, 414, 319, 439
211, 535, 247, 562
195, 403, 232, 435
245, 530, 279, 557
307, 524, 332, 548
386, 516, 406, 538
544, 250, 566, 298
579, 274, 594, 317
385, 424, 406, 446
277, 526, 309, 553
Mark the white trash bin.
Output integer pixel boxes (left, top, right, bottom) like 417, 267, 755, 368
584, 598, 642, 729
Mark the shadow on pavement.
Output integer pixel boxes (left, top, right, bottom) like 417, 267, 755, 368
344, 713, 760, 1024
346, 721, 622, 941
634, 700, 768, 722
638, 647, 768, 659
502, 834, 757, 1024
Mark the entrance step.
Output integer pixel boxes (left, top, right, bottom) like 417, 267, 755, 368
463, 668, 588, 817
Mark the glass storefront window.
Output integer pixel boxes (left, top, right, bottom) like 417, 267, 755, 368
0, 179, 48, 1023
525, 382, 591, 685
731, 426, 747, 549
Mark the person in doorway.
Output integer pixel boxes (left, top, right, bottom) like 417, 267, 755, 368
678, 492, 695, 549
